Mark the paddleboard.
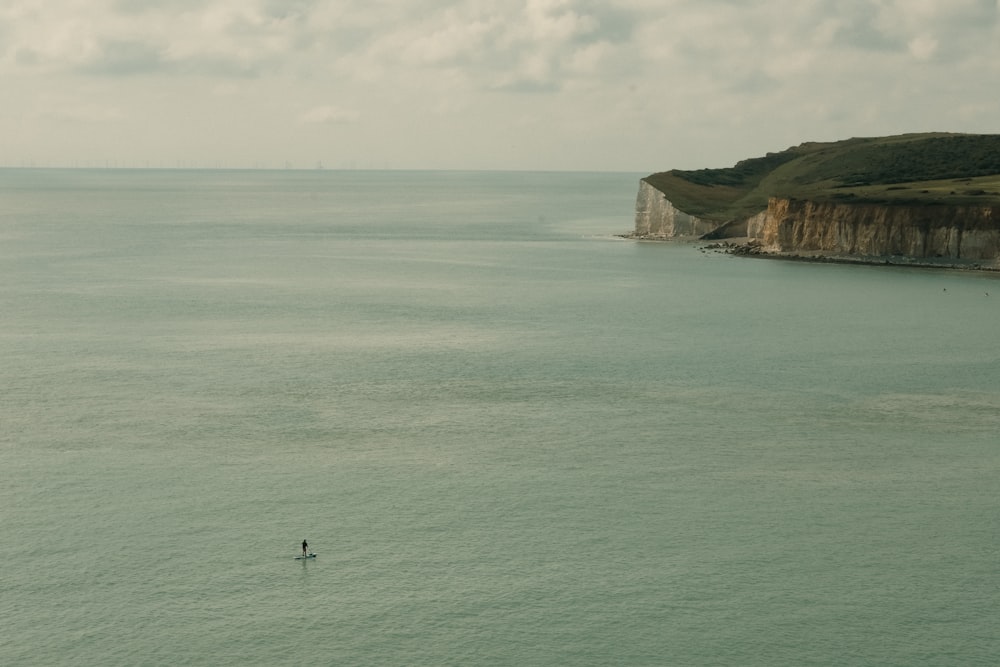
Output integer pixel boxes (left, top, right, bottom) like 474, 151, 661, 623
295, 553, 317, 560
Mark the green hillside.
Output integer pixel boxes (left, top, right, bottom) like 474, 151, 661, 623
644, 133, 1000, 223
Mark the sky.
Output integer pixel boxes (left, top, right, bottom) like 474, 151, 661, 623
3, 0, 1000, 172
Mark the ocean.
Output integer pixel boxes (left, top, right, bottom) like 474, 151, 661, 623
2, 168, 998, 666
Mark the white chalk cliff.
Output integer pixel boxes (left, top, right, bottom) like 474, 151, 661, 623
634, 181, 1000, 263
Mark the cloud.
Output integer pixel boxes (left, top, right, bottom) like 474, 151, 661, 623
2, 0, 297, 77
77, 39, 167, 76
298, 105, 360, 124
325, 0, 637, 93
5, 1, 998, 83
2, 0, 1000, 170
907, 34, 939, 61
401, 11, 498, 66
40, 101, 127, 123
111, 0, 205, 13
827, 0, 999, 61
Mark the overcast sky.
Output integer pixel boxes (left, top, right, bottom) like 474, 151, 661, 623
3, 0, 999, 171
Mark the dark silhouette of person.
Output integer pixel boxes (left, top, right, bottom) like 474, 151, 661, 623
302, 539, 309, 557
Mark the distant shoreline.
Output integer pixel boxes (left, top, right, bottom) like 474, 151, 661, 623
619, 235, 1000, 273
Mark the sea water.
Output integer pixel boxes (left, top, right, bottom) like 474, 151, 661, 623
1, 169, 997, 666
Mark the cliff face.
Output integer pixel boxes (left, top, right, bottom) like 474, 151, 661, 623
633, 180, 717, 239
633, 178, 1000, 262
761, 198, 1000, 260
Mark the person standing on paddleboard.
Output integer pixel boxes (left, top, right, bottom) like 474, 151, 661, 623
302, 539, 308, 557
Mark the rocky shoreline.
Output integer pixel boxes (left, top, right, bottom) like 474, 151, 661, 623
621, 234, 1000, 273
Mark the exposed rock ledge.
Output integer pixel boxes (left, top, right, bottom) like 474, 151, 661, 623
628, 190, 1000, 271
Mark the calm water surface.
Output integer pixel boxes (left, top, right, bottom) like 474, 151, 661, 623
2, 169, 998, 665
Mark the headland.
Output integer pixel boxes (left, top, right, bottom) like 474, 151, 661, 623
629, 133, 1000, 271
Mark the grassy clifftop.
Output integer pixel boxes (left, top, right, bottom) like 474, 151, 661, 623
644, 133, 1000, 223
